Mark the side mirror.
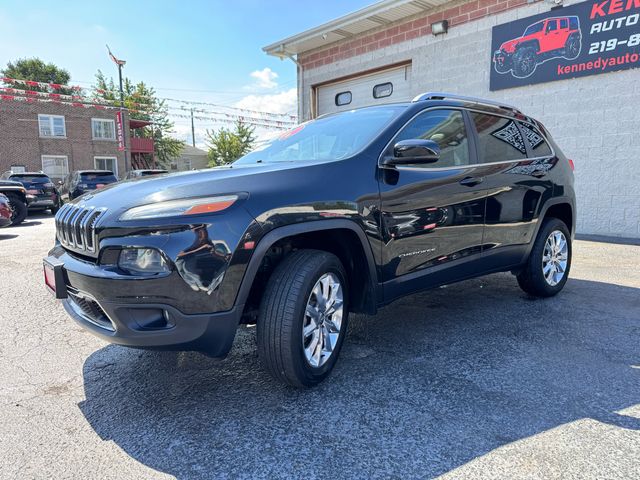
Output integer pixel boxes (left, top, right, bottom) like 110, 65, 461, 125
57, 180, 63, 186
382, 139, 441, 166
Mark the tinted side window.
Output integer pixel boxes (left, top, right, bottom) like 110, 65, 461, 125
518, 122, 552, 157
560, 18, 568, 29
393, 109, 469, 168
547, 20, 558, 32
471, 113, 527, 163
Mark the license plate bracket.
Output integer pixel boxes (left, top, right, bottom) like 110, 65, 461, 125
43, 257, 67, 299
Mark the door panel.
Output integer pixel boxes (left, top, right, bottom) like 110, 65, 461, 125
377, 108, 486, 290
470, 113, 554, 259
379, 168, 486, 280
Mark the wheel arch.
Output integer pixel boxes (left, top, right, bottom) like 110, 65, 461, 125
235, 220, 380, 317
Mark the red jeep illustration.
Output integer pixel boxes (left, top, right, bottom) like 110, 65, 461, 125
494, 16, 582, 78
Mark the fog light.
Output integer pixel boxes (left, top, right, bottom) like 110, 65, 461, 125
118, 248, 170, 275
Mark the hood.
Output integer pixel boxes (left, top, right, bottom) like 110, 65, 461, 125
0, 180, 26, 189
499, 38, 520, 53
72, 162, 322, 218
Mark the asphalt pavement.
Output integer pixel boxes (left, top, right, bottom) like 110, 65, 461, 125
1, 214, 639, 479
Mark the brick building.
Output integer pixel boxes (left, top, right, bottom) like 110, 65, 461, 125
265, 0, 640, 238
0, 100, 130, 181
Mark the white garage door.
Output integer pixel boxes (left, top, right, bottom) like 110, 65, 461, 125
316, 64, 412, 117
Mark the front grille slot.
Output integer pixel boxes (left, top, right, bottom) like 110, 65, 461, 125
67, 287, 114, 331
55, 204, 106, 256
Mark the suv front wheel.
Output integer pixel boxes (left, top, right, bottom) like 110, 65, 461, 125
517, 218, 572, 297
257, 249, 349, 387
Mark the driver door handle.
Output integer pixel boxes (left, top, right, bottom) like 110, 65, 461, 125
459, 176, 484, 187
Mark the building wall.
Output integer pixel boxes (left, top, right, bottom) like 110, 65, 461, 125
170, 146, 209, 171
0, 101, 127, 180
297, 0, 640, 238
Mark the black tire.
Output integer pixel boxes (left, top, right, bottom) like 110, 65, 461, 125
6, 196, 27, 226
50, 201, 61, 215
257, 249, 349, 388
564, 33, 581, 60
517, 218, 572, 297
513, 47, 537, 78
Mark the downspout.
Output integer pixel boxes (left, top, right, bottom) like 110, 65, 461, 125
278, 45, 305, 123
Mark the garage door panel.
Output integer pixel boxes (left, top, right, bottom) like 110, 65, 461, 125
316, 64, 412, 116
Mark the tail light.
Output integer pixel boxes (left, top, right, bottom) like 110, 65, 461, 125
568, 159, 575, 171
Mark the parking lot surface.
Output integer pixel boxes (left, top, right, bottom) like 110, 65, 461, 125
1, 214, 639, 479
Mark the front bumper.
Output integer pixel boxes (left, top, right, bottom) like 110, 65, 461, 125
44, 250, 244, 357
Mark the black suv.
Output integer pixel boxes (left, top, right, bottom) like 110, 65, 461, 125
60, 170, 119, 201
1, 172, 61, 214
44, 93, 575, 387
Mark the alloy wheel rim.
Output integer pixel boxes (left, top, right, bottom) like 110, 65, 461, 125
302, 272, 344, 368
542, 230, 568, 286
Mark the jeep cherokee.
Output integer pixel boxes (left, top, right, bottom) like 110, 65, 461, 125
44, 92, 576, 387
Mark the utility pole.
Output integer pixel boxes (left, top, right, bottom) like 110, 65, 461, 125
190, 108, 196, 147
106, 45, 129, 173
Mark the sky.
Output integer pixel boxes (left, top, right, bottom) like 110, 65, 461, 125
0, 0, 375, 147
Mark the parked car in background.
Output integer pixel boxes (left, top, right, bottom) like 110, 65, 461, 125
123, 169, 168, 180
0, 180, 28, 226
59, 170, 118, 201
45, 93, 575, 388
1, 172, 61, 214
0, 193, 13, 228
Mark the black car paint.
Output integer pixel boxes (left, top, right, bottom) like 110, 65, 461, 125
60, 170, 119, 201
46, 98, 575, 356
6, 173, 60, 211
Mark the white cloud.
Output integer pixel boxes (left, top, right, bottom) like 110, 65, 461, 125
234, 87, 297, 115
249, 67, 279, 89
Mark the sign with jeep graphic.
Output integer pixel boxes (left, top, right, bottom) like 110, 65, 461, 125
490, 0, 640, 90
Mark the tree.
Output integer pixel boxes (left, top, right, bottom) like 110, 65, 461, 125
93, 70, 184, 167
1, 58, 74, 94
206, 120, 256, 167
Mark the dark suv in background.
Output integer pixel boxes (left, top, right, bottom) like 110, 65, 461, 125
59, 170, 119, 201
1, 172, 61, 214
44, 93, 575, 388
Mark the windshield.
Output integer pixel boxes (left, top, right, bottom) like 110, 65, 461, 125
80, 172, 117, 183
234, 105, 405, 165
524, 22, 543, 36
11, 175, 50, 184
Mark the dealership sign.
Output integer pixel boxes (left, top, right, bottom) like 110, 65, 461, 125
490, 0, 640, 90
115, 110, 125, 151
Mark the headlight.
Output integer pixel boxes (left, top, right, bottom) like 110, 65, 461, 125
118, 248, 170, 275
119, 195, 238, 221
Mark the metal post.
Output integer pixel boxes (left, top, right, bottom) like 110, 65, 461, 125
190, 108, 196, 147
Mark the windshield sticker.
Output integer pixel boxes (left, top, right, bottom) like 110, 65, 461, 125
278, 124, 305, 140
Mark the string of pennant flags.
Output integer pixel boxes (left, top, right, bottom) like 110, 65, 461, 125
0, 75, 298, 129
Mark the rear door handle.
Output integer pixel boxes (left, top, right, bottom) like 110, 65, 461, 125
459, 176, 484, 186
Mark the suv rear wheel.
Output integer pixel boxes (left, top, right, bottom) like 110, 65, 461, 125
257, 249, 349, 387
564, 33, 581, 60
517, 218, 571, 297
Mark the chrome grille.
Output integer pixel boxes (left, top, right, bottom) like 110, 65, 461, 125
55, 204, 107, 255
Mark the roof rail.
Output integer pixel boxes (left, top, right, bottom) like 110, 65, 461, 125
412, 92, 522, 114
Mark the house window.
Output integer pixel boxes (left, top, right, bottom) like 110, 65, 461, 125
41, 155, 69, 180
38, 115, 66, 138
91, 118, 116, 140
184, 158, 192, 170
94, 156, 118, 177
